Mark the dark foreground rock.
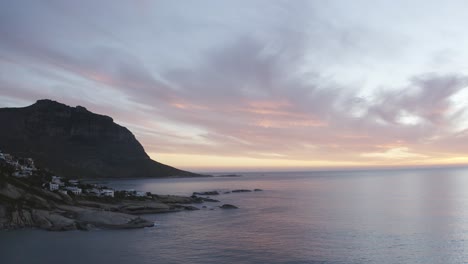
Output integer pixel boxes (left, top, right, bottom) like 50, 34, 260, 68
1, 205, 155, 231
220, 204, 238, 209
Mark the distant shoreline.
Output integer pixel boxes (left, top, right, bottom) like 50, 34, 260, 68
80, 174, 213, 182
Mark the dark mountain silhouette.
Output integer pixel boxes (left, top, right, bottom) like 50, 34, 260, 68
0, 99, 199, 179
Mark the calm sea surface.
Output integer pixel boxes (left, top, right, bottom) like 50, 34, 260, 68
2, 168, 468, 264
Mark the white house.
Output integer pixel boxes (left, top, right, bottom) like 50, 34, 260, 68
49, 182, 59, 191
21, 166, 33, 174
51, 176, 61, 183
90, 188, 100, 194
101, 189, 114, 197
66, 186, 82, 195
59, 190, 68, 195
51, 176, 65, 186
135, 191, 147, 197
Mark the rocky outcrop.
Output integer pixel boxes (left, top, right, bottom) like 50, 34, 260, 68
0, 99, 199, 179
220, 204, 238, 209
1, 206, 155, 231
215, 174, 242, 177
33, 210, 77, 231
0, 168, 216, 231
0, 172, 156, 230
57, 205, 154, 230
0, 165, 248, 231
232, 189, 252, 193
193, 191, 219, 196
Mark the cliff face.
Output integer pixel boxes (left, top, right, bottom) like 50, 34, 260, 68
0, 99, 197, 178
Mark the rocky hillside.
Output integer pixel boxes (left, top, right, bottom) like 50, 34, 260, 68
0, 99, 198, 179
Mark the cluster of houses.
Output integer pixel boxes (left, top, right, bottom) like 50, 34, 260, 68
47, 176, 153, 199
48, 176, 86, 196
122, 189, 149, 197
1, 149, 151, 199
0, 150, 36, 177
46, 176, 153, 199
47, 176, 115, 197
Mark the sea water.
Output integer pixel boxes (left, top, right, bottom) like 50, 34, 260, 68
1, 168, 468, 264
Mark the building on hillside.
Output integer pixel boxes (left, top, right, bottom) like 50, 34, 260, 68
49, 182, 59, 191
24, 158, 36, 170
51, 176, 61, 182
51, 176, 65, 186
135, 191, 147, 197
21, 166, 34, 174
65, 186, 82, 195
101, 189, 114, 197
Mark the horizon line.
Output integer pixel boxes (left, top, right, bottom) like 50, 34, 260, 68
189, 163, 468, 174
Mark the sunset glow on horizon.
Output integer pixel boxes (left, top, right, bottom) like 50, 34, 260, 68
2, 1, 468, 171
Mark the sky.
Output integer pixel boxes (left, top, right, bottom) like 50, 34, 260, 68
2, 0, 468, 171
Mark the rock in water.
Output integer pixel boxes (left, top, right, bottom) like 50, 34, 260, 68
0, 99, 199, 179
220, 204, 238, 209
232, 189, 252, 193
193, 191, 219, 196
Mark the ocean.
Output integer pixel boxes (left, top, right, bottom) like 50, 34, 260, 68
1, 168, 468, 264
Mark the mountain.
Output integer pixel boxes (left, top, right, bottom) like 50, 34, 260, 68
0, 99, 199, 178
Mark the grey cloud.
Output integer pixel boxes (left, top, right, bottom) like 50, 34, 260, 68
368, 74, 468, 126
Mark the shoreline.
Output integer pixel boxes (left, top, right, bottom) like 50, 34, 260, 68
0, 174, 259, 231
0, 152, 257, 232
81, 174, 214, 182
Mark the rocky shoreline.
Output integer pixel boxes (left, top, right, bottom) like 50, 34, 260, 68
0, 151, 266, 232
0, 171, 261, 231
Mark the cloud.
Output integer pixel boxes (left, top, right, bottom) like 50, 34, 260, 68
361, 147, 428, 160
367, 74, 468, 127
2, 1, 468, 169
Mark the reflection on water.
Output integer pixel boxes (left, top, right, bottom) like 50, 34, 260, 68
2, 168, 468, 264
